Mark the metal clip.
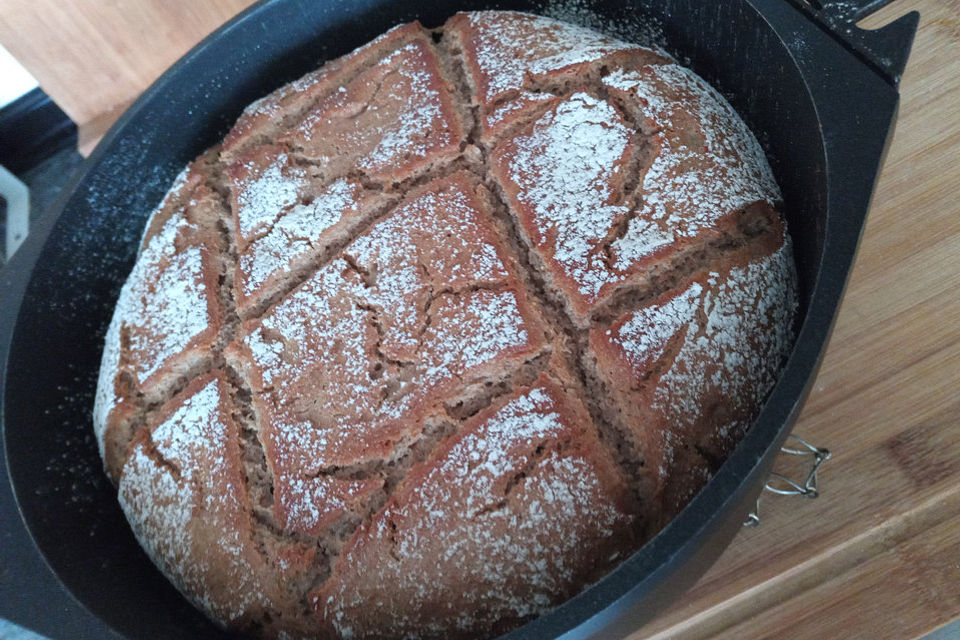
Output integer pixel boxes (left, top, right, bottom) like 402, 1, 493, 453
743, 435, 831, 527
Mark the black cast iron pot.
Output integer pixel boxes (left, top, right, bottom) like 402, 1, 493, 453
0, 0, 917, 638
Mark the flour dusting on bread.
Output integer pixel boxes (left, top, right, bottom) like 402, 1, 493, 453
96, 11, 797, 639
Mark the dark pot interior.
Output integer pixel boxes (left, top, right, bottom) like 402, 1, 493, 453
2, 0, 848, 638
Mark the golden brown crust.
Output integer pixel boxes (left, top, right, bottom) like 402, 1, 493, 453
221, 22, 427, 163
97, 184, 226, 483
277, 35, 463, 186
225, 172, 550, 540
95, 10, 798, 639
314, 372, 637, 639
118, 372, 293, 629
489, 90, 640, 322
588, 229, 796, 522
489, 67, 783, 326
445, 10, 669, 143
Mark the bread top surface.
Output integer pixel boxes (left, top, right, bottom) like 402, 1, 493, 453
445, 11, 655, 107
489, 66, 780, 323
588, 227, 796, 520
227, 172, 548, 536
94, 10, 798, 639
315, 372, 637, 639
118, 373, 276, 625
277, 35, 462, 183
220, 22, 427, 161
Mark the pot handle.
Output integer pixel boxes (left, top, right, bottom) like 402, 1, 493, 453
785, 0, 919, 86
743, 435, 831, 527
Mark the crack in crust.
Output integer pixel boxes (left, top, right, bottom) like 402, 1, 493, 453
138, 429, 183, 481
438, 39, 660, 517
220, 23, 429, 164
236, 155, 481, 324
479, 167, 653, 517
470, 441, 552, 519
105, 14, 793, 635
105, 363, 210, 482
104, 156, 235, 483
590, 213, 772, 328
435, 28, 480, 149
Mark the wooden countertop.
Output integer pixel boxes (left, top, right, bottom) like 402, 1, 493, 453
1, 1, 958, 638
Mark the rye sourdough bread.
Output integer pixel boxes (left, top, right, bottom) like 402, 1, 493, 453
93, 11, 797, 639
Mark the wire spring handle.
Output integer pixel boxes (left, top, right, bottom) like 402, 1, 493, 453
743, 435, 831, 527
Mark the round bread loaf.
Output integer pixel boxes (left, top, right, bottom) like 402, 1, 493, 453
94, 10, 797, 639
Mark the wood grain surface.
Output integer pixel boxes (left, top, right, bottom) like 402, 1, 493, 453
0, 0, 257, 154
0, 1, 957, 638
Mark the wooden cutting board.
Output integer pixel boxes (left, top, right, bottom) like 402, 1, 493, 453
1, 1, 958, 638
